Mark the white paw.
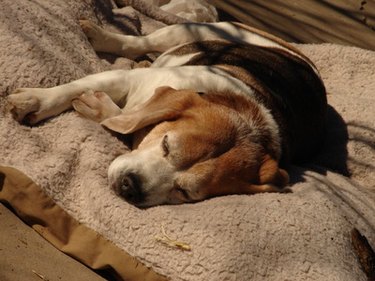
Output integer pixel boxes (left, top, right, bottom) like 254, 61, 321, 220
7, 88, 65, 124
72, 90, 122, 123
8, 88, 44, 124
79, 20, 108, 52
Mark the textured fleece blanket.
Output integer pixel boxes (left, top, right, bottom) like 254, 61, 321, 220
1, 1, 375, 280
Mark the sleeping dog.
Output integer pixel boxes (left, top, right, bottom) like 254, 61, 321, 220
8, 21, 327, 207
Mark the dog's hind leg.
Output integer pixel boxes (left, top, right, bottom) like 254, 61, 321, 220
80, 20, 248, 60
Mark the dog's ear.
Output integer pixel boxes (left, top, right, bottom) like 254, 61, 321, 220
257, 154, 289, 189
240, 156, 289, 194
101, 86, 203, 134
239, 155, 289, 194
253, 155, 289, 191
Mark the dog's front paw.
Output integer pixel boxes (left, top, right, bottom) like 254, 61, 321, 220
72, 90, 122, 123
7, 88, 63, 124
8, 88, 44, 124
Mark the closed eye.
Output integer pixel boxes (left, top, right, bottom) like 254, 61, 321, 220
176, 187, 191, 200
161, 134, 169, 156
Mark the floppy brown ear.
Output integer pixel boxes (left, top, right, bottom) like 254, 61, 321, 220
258, 154, 289, 188
101, 86, 203, 134
240, 155, 289, 194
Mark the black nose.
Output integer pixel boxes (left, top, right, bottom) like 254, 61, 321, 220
118, 173, 144, 204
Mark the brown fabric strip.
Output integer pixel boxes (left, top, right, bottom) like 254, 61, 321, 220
0, 166, 168, 281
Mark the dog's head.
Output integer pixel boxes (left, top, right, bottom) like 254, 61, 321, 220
103, 86, 288, 207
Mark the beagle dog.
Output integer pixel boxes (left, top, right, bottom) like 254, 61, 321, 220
8, 21, 327, 207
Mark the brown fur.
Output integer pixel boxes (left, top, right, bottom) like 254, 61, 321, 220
231, 22, 317, 68
103, 86, 290, 203
170, 40, 327, 163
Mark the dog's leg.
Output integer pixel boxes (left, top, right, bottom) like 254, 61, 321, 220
79, 20, 244, 59
8, 69, 132, 124
9, 62, 223, 125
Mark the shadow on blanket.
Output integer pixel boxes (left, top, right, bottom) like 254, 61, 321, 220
307, 105, 349, 177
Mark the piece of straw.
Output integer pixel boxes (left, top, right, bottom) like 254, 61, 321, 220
155, 225, 191, 251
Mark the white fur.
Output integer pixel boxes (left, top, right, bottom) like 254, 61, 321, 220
108, 140, 177, 207
157, 0, 218, 22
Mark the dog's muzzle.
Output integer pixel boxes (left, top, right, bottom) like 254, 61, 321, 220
115, 173, 145, 205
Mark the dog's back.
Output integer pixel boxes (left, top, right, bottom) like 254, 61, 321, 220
152, 24, 327, 164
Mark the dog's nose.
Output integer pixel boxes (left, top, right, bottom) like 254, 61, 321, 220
118, 173, 144, 204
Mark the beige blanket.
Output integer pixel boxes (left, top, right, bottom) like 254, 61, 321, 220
1, 1, 374, 280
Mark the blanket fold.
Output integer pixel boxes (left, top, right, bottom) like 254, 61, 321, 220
0, 166, 167, 281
